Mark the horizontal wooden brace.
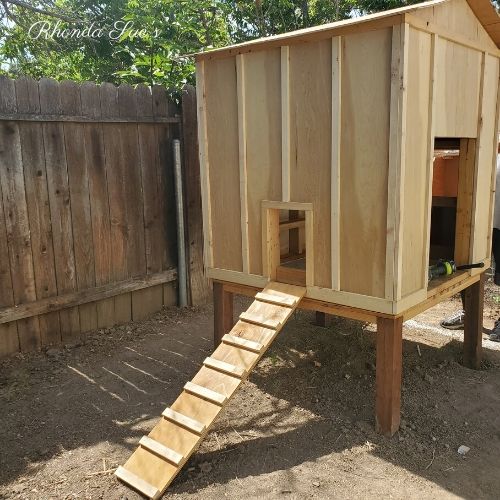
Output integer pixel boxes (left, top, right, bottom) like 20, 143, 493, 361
222, 334, 264, 353
239, 312, 280, 329
255, 291, 296, 307
184, 381, 227, 405
0, 268, 177, 324
139, 436, 183, 466
162, 408, 206, 435
279, 218, 305, 231
115, 466, 160, 499
0, 113, 180, 124
203, 356, 246, 378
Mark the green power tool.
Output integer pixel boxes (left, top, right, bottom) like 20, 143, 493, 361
428, 260, 485, 281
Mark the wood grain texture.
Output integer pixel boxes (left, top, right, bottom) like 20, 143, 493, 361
0, 77, 41, 350
400, 27, 432, 297
243, 49, 282, 275
289, 39, 332, 288
471, 54, 500, 265
15, 77, 61, 345
204, 57, 243, 272
434, 37, 482, 137
61, 80, 98, 335
182, 85, 210, 305
339, 29, 392, 297
39, 78, 80, 341
412, 0, 498, 52
376, 315, 403, 436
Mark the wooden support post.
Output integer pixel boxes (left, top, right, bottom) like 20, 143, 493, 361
314, 311, 329, 327
213, 282, 234, 347
463, 273, 484, 370
376, 315, 403, 436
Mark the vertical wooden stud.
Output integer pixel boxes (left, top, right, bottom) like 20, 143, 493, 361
376, 315, 403, 436
281, 46, 290, 202
422, 34, 438, 287
463, 274, 484, 370
236, 54, 250, 274
331, 36, 342, 291
213, 281, 234, 348
262, 207, 280, 280
305, 209, 314, 287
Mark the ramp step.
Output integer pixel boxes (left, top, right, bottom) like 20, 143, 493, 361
239, 311, 280, 329
203, 356, 246, 378
222, 334, 264, 353
117, 282, 306, 497
255, 291, 296, 307
184, 381, 227, 405
115, 466, 160, 499
162, 408, 206, 435
139, 436, 183, 466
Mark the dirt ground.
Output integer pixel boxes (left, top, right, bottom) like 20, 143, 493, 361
1, 278, 500, 500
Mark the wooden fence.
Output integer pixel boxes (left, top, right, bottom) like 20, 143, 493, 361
0, 76, 208, 357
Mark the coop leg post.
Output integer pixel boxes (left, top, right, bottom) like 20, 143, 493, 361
213, 282, 234, 348
463, 274, 484, 370
314, 311, 330, 327
376, 316, 403, 436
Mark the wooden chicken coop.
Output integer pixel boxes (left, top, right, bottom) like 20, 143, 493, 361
195, 0, 500, 435
116, 0, 500, 497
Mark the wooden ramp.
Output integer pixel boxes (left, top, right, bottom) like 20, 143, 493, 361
116, 282, 306, 498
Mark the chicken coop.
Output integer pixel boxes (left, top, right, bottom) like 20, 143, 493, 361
116, 0, 500, 497
194, 0, 500, 435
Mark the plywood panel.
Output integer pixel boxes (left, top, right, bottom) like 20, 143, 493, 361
434, 38, 482, 137
243, 49, 282, 275
339, 29, 392, 297
289, 39, 332, 288
471, 54, 500, 263
204, 57, 243, 272
413, 0, 498, 52
401, 28, 432, 297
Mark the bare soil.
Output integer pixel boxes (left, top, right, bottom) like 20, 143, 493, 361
1, 278, 500, 500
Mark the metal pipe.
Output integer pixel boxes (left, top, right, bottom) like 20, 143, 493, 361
173, 139, 188, 307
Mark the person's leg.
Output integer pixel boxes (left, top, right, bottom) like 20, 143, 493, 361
492, 228, 500, 285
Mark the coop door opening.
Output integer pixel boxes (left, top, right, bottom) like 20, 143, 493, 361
277, 209, 307, 286
429, 138, 474, 270
262, 202, 313, 287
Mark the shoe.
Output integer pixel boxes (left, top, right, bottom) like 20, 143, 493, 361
490, 320, 500, 342
440, 310, 465, 330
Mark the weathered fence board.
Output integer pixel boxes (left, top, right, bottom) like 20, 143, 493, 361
0, 77, 185, 356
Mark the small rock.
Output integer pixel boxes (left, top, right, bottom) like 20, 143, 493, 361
313, 360, 322, 367
424, 373, 434, 384
187, 467, 196, 473
312, 481, 320, 487
11, 484, 26, 494
344, 374, 350, 380
458, 445, 470, 455
199, 461, 212, 473
46, 349, 59, 358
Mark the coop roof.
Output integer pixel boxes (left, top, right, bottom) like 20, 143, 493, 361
195, 0, 499, 60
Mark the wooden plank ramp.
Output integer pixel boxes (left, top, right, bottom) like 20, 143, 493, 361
116, 282, 305, 498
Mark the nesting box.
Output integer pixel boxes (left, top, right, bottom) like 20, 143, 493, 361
195, 0, 500, 316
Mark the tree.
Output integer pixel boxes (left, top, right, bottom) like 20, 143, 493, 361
0, 0, 497, 90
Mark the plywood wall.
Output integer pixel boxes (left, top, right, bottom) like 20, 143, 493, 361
471, 53, 500, 264
401, 28, 433, 297
204, 58, 243, 271
244, 49, 282, 275
339, 29, 392, 298
434, 38, 482, 137
289, 39, 332, 289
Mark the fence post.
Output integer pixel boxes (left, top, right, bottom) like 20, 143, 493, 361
181, 84, 210, 305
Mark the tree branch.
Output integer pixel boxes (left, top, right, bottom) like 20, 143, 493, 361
4, 0, 81, 22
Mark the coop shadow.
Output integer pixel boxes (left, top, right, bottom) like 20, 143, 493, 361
172, 310, 500, 499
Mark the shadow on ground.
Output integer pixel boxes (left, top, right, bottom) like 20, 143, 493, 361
0, 298, 499, 499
